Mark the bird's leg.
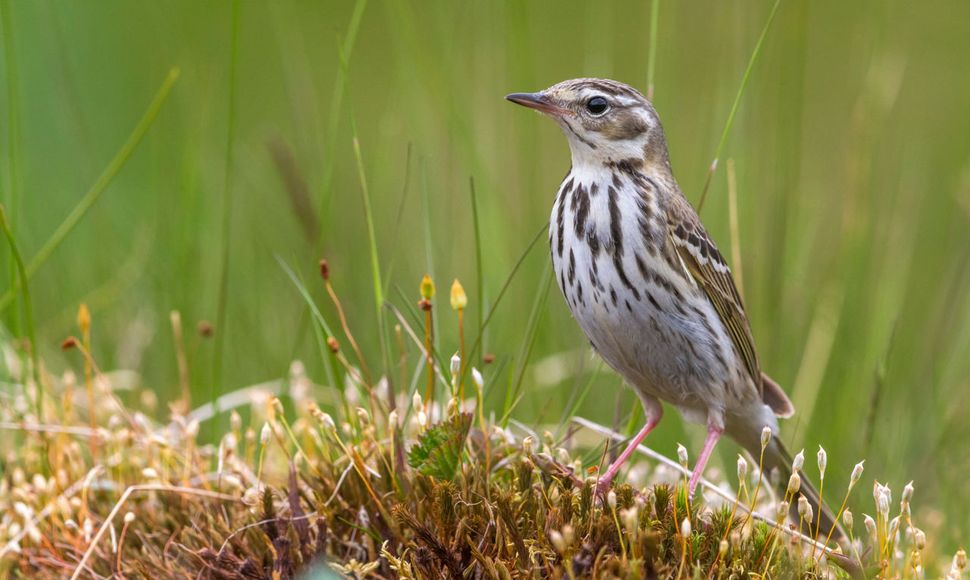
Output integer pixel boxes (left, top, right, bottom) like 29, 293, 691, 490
687, 424, 724, 496
595, 413, 662, 497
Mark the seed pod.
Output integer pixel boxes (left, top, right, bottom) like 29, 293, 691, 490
761, 426, 772, 449
792, 449, 805, 472
736, 455, 748, 482
450, 279, 467, 310
842, 509, 854, 529
420, 275, 435, 301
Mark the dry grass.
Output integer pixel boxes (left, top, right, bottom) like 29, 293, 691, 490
0, 285, 965, 579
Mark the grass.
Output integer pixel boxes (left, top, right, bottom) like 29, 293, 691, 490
1, 291, 964, 577
2, 0, 970, 569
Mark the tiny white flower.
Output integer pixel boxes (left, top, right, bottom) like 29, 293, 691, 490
680, 517, 691, 537
471, 368, 484, 389
817, 446, 827, 479
450, 353, 461, 376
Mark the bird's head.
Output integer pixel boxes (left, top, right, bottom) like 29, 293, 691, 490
506, 78, 670, 172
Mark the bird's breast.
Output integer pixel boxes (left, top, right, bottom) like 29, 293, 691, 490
550, 168, 751, 412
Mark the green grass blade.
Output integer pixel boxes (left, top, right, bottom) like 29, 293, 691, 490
464, 221, 547, 370
0, 67, 180, 313
211, 0, 242, 410
500, 264, 553, 427
470, 177, 485, 367
316, 0, 369, 246
276, 255, 339, 393
0, 205, 40, 419
1, 0, 22, 332
697, 0, 783, 212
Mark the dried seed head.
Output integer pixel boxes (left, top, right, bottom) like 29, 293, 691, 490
420, 274, 435, 301
761, 426, 772, 449
123, 512, 135, 525
792, 449, 805, 472
850, 461, 865, 489
387, 410, 399, 429
450, 353, 461, 376
817, 446, 827, 478
319, 259, 330, 280
260, 422, 272, 445
61, 336, 78, 350
471, 368, 484, 390
736, 455, 748, 482
864, 514, 876, 537
677, 444, 689, 468
412, 392, 423, 411
798, 495, 813, 523
680, 517, 691, 537
842, 509, 854, 529
356, 407, 370, 425
719, 539, 729, 557
607, 490, 617, 511
450, 279, 467, 311
787, 472, 801, 496
326, 336, 340, 353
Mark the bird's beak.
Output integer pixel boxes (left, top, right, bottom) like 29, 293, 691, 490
505, 92, 569, 116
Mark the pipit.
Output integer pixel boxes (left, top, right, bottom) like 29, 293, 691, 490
507, 78, 840, 538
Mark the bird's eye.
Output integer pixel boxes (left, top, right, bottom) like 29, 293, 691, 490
586, 96, 609, 116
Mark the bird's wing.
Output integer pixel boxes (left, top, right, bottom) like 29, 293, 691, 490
665, 194, 762, 391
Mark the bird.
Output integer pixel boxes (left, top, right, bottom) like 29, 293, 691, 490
506, 78, 841, 539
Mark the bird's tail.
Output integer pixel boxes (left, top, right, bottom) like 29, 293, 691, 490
754, 435, 846, 543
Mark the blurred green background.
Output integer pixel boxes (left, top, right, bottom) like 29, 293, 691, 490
2, 0, 969, 549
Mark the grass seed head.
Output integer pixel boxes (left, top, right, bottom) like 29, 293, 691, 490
787, 472, 801, 496
798, 494, 813, 523
850, 461, 865, 489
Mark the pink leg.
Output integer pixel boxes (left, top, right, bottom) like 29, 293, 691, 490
687, 425, 724, 496
596, 412, 662, 496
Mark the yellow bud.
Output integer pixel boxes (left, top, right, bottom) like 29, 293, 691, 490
450, 279, 467, 310
77, 303, 91, 335
420, 274, 435, 301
